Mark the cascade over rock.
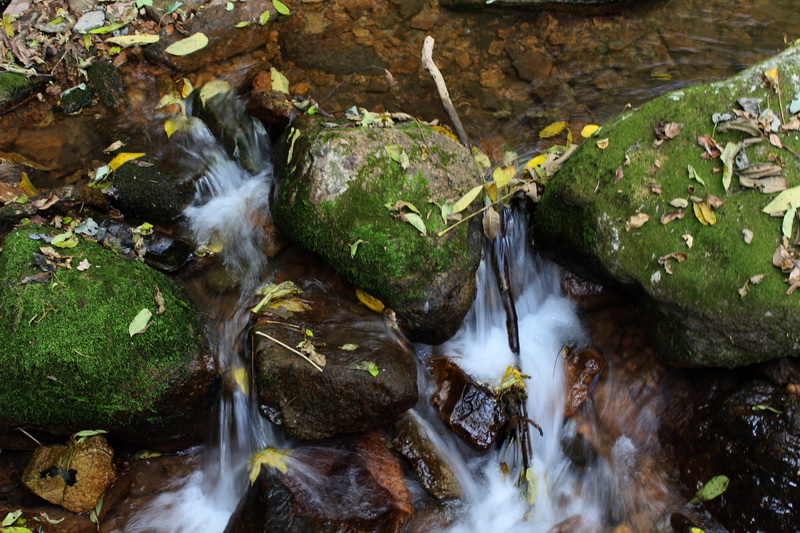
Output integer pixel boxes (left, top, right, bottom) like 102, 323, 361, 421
536, 45, 800, 367
0, 225, 217, 451
274, 115, 483, 344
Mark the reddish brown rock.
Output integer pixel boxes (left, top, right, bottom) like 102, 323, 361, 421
563, 347, 604, 418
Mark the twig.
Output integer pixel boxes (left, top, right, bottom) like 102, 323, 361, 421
437, 191, 515, 237
421, 36, 471, 150
491, 207, 520, 356
16, 427, 43, 447
255, 331, 324, 372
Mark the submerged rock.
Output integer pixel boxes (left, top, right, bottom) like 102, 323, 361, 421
226, 431, 413, 533
536, 44, 800, 367
274, 115, 483, 344
0, 225, 217, 451
21, 434, 114, 513
563, 347, 604, 417
252, 282, 417, 440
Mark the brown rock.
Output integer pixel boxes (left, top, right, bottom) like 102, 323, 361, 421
21, 435, 114, 513
429, 358, 509, 451
479, 69, 505, 89
512, 50, 554, 82
563, 347, 604, 418
559, 268, 621, 310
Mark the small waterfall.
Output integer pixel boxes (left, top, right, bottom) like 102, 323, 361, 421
123, 94, 276, 533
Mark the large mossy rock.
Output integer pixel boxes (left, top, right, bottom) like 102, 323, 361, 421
0, 225, 217, 450
274, 116, 483, 344
536, 45, 800, 367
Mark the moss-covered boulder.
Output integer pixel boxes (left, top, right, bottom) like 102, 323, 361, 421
536, 45, 800, 368
0, 225, 217, 450
274, 115, 483, 344
0, 72, 46, 113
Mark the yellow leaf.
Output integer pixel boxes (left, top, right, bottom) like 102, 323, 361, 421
248, 448, 292, 484
108, 152, 145, 171
581, 124, 600, 138
525, 154, 546, 169
452, 184, 484, 214
596, 138, 609, 150
494, 365, 529, 395
693, 200, 716, 226
271, 67, 290, 94
164, 118, 182, 138
2, 14, 14, 37
764, 67, 779, 85
105, 34, 160, 47
179, 78, 194, 98
231, 367, 249, 395
762, 186, 800, 214
165, 32, 208, 56
471, 146, 491, 169
18, 172, 39, 197
199, 80, 231, 105
492, 166, 516, 188
356, 288, 384, 313
485, 182, 497, 203
539, 121, 568, 138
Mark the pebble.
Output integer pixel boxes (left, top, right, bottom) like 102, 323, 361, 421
73, 10, 106, 34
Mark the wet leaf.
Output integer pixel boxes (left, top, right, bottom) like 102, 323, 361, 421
625, 212, 649, 232
18, 172, 39, 197
472, 147, 491, 170
258, 10, 270, 24
199, 80, 231, 105
251, 281, 310, 314
452, 184, 484, 214
669, 198, 689, 209
273, 0, 291, 15
74, 429, 108, 443
581, 124, 600, 138
77, 259, 91, 271
525, 154, 546, 169
165, 33, 209, 56
129, 308, 152, 337
752, 404, 782, 414
356, 288, 384, 312
368, 362, 380, 376
658, 252, 687, 275
89, 21, 129, 34
720, 142, 739, 191
350, 239, 366, 258
384, 145, 409, 169
596, 138, 609, 150
249, 448, 292, 484
492, 166, 516, 188
742, 229, 753, 244
235, 20, 252, 28
340, 344, 359, 351
2, 526, 33, 532
539, 121, 567, 138
270, 67, 290, 94
494, 365, 529, 395
689, 475, 729, 504
483, 205, 500, 240
660, 210, 685, 224
693, 200, 716, 226
402, 212, 427, 235
2, 510, 22, 527
108, 152, 146, 171
105, 34, 160, 47
164, 117, 186, 138
688, 165, 706, 186
763, 186, 800, 214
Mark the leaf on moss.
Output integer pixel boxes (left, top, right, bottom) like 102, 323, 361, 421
625, 213, 649, 232
697, 134, 722, 159
129, 308, 153, 337
763, 186, 800, 214
51, 231, 79, 248
581, 124, 600, 138
682, 234, 694, 248
720, 142, 739, 191
596, 138, 609, 150
349, 239, 366, 258
658, 251, 687, 275
687, 165, 706, 186
693, 200, 716, 226
660, 210, 685, 224
108, 152, 145, 171
689, 475, 729, 504
77, 259, 91, 271
73, 429, 108, 443
669, 198, 689, 208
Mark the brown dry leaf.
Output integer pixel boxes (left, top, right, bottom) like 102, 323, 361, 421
669, 198, 689, 208
788, 383, 800, 395
649, 183, 662, 195
738, 280, 750, 298
660, 210, 685, 224
596, 138, 609, 150
706, 194, 724, 210
664, 122, 682, 139
693, 200, 717, 226
154, 285, 166, 315
697, 134, 723, 159
682, 234, 694, 248
658, 251, 687, 274
32, 194, 59, 210
625, 213, 649, 232
615, 166, 624, 183
483, 205, 500, 240
648, 159, 661, 173
742, 229, 754, 244
750, 274, 766, 285
738, 175, 788, 194
768, 133, 783, 149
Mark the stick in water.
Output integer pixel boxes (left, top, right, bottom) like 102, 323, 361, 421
421, 35, 471, 150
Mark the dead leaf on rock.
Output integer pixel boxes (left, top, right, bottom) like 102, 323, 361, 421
660, 210, 685, 224
625, 213, 649, 232
483, 205, 500, 240
649, 183, 662, 195
658, 252, 687, 274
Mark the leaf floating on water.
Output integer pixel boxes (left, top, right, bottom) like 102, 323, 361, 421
129, 308, 153, 337
270, 67, 290, 94
625, 213, 649, 232
249, 448, 292, 484
581, 124, 600, 138
165, 32, 209, 56
356, 288, 384, 313
108, 152, 146, 171
340, 343, 359, 351
689, 475, 729, 504
251, 281, 310, 315
538, 121, 567, 138
693, 200, 716, 226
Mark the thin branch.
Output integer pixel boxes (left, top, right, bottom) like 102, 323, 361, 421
255, 331, 324, 372
16, 427, 43, 447
437, 191, 516, 237
421, 36, 471, 150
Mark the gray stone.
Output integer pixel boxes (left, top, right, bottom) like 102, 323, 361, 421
73, 10, 105, 33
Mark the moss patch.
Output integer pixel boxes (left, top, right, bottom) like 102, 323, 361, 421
537, 45, 800, 367
0, 225, 207, 427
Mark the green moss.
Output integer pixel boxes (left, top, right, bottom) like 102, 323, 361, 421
0, 72, 46, 112
0, 225, 207, 426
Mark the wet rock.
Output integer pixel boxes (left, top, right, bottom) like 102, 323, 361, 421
57, 83, 93, 114
274, 115, 483, 344
111, 155, 198, 222
21, 434, 114, 513
0, 72, 47, 113
536, 44, 800, 367
0, 185, 108, 223
564, 347, 604, 417
660, 366, 800, 532
391, 412, 462, 501
87, 61, 127, 112
226, 431, 413, 533
143, 1, 276, 72
0, 225, 217, 451
428, 358, 509, 451
253, 283, 418, 440
246, 70, 295, 129
559, 268, 622, 311
510, 49, 554, 82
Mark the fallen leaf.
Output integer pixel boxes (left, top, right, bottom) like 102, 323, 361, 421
663, 122, 682, 138
273, 0, 291, 15
270, 67, 290, 94
105, 34, 160, 47
596, 138, 609, 150
251, 281, 310, 314
682, 234, 694, 248
690, 475, 729, 504
356, 288, 385, 312
199, 80, 231, 105
51, 231, 79, 248
743, 229, 754, 244
483, 205, 500, 239
350, 239, 366, 258
764, 67, 779, 86
769, 133, 783, 149
129, 308, 153, 337
615, 166, 624, 183
165, 33, 209, 56
706, 194, 724, 209
249, 448, 292, 484
658, 251, 687, 274
720, 142, 739, 191
738, 280, 750, 298
472, 147, 491, 169
259, 9, 270, 24
581, 124, 600, 138
697, 134, 722, 158
154, 285, 166, 314
539, 121, 568, 138
669, 198, 689, 208
525, 154, 547, 169
661, 210, 685, 224
452, 184, 484, 214
693, 200, 717, 226
649, 183, 662, 195
401, 212, 427, 235
340, 344, 359, 351
782, 205, 796, 238
688, 165, 706, 186
492, 166, 516, 188
625, 213, 649, 232
368, 362, 380, 376
763, 186, 800, 214
103, 140, 125, 153
77, 259, 91, 271
108, 152, 146, 171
